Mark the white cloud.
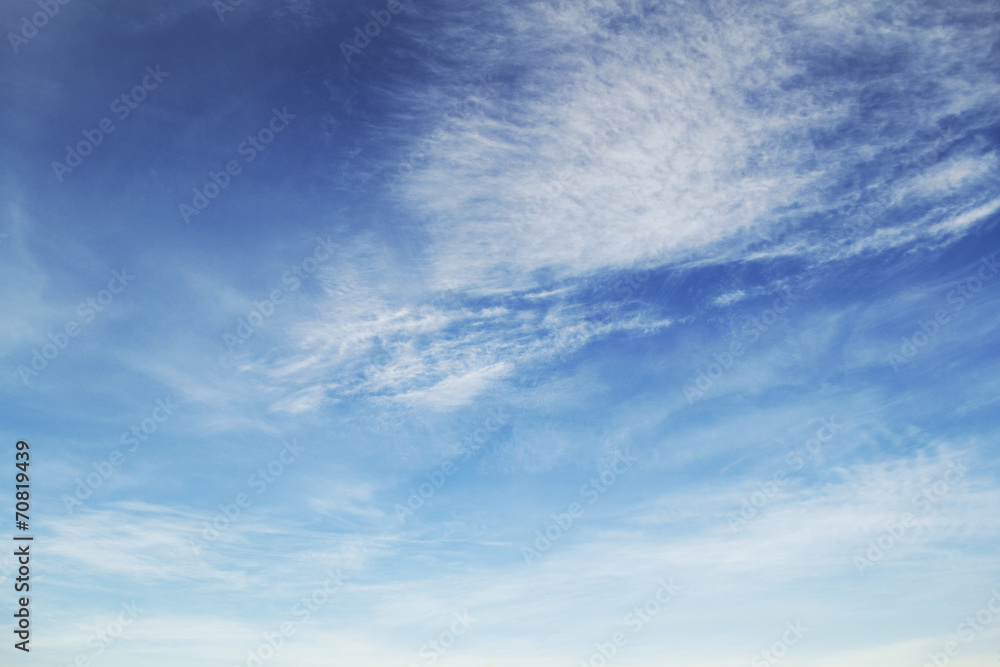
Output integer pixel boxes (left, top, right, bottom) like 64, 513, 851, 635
386, 0, 998, 289
714, 290, 748, 306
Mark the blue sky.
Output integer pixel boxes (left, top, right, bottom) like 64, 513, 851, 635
1, 0, 1000, 665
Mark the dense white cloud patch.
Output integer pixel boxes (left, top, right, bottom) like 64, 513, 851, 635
386, 0, 998, 288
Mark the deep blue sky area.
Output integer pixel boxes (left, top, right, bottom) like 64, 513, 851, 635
1, 0, 999, 665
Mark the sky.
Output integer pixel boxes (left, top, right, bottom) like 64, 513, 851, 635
1, 0, 999, 665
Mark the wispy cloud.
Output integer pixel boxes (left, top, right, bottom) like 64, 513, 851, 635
383, 0, 998, 286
